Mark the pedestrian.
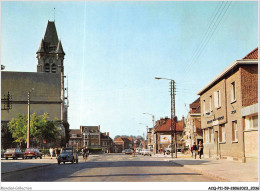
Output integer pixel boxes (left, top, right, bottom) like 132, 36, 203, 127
192, 142, 198, 159
133, 148, 136, 157
191, 146, 193, 157
54, 147, 58, 159
163, 148, 166, 155
198, 141, 204, 159
83, 147, 89, 162
49, 147, 53, 159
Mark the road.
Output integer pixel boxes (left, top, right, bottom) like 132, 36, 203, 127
2, 153, 220, 182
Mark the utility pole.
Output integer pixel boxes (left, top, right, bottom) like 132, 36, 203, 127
155, 77, 177, 159
27, 88, 34, 148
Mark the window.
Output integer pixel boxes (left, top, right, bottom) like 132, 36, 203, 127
231, 82, 236, 102
51, 64, 56, 73
203, 100, 206, 115
232, 121, 238, 142
219, 124, 225, 142
209, 96, 212, 111
45, 63, 50, 72
214, 90, 221, 108
245, 115, 258, 130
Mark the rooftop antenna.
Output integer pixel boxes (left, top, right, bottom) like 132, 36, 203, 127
54, 8, 55, 22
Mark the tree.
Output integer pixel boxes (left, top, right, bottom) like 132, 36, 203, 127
8, 113, 27, 147
8, 112, 60, 148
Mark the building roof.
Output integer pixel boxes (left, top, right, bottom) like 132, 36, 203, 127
155, 118, 184, 132
69, 129, 81, 135
242, 47, 258, 59
44, 21, 59, 46
197, 48, 258, 95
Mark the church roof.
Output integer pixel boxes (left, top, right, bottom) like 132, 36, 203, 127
36, 39, 45, 53
56, 40, 65, 55
44, 21, 59, 46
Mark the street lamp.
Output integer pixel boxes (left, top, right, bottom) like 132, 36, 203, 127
155, 77, 177, 159
27, 88, 34, 148
139, 123, 149, 149
142, 113, 155, 155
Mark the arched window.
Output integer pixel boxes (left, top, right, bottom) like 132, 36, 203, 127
52, 64, 56, 73
45, 63, 50, 72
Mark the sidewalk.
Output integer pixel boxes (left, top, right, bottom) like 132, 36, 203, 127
169, 157, 258, 182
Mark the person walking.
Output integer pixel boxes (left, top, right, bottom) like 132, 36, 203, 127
192, 142, 198, 159
54, 147, 58, 159
198, 141, 204, 159
49, 147, 53, 159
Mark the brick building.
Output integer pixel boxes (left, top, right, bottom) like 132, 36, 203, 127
113, 137, 131, 150
153, 117, 185, 153
100, 132, 113, 153
80, 126, 101, 149
182, 98, 202, 149
198, 48, 258, 162
68, 129, 83, 149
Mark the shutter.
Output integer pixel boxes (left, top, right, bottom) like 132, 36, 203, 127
218, 90, 221, 107
214, 91, 218, 108
231, 85, 234, 102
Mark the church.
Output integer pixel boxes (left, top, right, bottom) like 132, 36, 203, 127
1, 21, 69, 149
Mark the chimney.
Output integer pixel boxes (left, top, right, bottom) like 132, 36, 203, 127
107, 132, 109, 137
182, 115, 185, 128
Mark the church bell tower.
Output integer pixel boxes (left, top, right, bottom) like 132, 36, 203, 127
36, 21, 65, 73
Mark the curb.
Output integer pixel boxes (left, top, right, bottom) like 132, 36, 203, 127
1, 163, 55, 175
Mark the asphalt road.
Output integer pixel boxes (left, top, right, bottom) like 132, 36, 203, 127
2, 153, 220, 182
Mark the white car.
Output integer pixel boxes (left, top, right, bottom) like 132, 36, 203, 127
143, 149, 152, 156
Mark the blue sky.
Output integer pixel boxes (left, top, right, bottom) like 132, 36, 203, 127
1, 1, 258, 139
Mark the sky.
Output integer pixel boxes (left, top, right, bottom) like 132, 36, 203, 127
1, 1, 258, 139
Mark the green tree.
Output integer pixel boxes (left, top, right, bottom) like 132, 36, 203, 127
8, 113, 27, 147
8, 112, 60, 148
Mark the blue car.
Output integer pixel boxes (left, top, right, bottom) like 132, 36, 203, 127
57, 148, 78, 164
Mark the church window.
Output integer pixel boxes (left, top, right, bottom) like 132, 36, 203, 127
45, 63, 50, 72
52, 64, 56, 73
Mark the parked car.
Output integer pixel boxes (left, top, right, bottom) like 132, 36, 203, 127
24, 148, 42, 159
4, 148, 24, 160
143, 149, 152, 156
57, 147, 78, 164
125, 149, 133, 155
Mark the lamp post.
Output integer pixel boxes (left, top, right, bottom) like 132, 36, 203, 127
27, 88, 34, 148
155, 77, 177, 159
142, 113, 155, 155
139, 123, 149, 149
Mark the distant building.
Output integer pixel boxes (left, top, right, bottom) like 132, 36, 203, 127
153, 117, 185, 153
68, 129, 83, 149
113, 137, 131, 150
198, 47, 258, 162
80, 126, 101, 149
100, 132, 113, 153
182, 98, 202, 149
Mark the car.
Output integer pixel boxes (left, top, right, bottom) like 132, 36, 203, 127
4, 148, 24, 160
143, 149, 152, 156
57, 147, 78, 165
125, 149, 133, 155
24, 148, 42, 159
